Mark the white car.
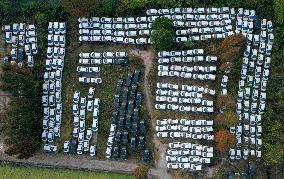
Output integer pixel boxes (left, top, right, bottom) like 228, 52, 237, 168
136, 38, 148, 44
166, 155, 177, 162
90, 145, 96, 156
155, 104, 167, 110
157, 132, 168, 138
167, 163, 179, 169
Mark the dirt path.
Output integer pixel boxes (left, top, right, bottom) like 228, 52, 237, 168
130, 49, 171, 179
0, 151, 137, 174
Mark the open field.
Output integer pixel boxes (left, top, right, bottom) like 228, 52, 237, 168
0, 163, 133, 179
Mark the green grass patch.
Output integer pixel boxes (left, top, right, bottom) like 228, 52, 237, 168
0, 163, 133, 179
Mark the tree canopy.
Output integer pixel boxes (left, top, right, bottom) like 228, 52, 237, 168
150, 17, 175, 51
215, 129, 236, 153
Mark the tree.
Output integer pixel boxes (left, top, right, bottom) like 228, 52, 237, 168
214, 110, 239, 128
99, 0, 120, 17
216, 94, 235, 110
263, 143, 284, 166
150, 17, 175, 51
215, 129, 236, 153
62, 0, 98, 18
275, 0, 284, 25
223, 110, 239, 128
152, 17, 174, 30
151, 29, 175, 50
133, 164, 149, 179
218, 34, 246, 64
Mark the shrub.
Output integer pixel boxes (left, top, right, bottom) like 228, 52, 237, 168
220, 34, 246, 49
216, 94, 235, 110
215, 129, 236, 153
214, 110, 239, 129
263, 143, 284, 166
133, 164, 149, 179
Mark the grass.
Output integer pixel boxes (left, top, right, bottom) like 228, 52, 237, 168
0, 163, 133, 179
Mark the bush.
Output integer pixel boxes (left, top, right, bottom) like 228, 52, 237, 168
215, 129, 236, 153
133, 164, 149, 179
263, 143, 284, 166
150, 17, 175, 51
214, 110, 239, 129
216, 94, 235, 110
220, 34, 246, 49
3, 98, 42, 159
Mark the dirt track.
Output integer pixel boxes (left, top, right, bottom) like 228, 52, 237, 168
130, 49, 171, 179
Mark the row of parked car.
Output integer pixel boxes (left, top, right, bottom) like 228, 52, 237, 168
156, 119, 213, 126
70, 89, 99, 155
78, 52, 129, 65
77, 51, 129, 84
158, 56, 217, 64
105, 70, 149, 161
159, 65, 217, 73
166, 142, 213, 171
155, 87, 214, 111
228, 17, 274, 160
2, 23, 37, 68
157, 131, 214, 140
42, 22, 66, 152
157, 83, 216, 96
156, 118, 214, 138
78, 7, 237, 43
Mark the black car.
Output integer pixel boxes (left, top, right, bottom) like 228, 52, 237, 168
125, 114, 132, 129
125, 73, 133, 87
133, 69, 141, 84
116, 58, 129, 65
138, 120, 146, 136
129, 84, 137, 99
121, 146, 127, 160
114, 94, 120, 108
253, 16, 261, 30
113, 146, 119, 160
131, 123, 138, 137
130, 137, 136, 151
118, 116, 124, 130
18, 48, 24, 62
121, 131, 128, 145
127, 100, 134, 115
248, 162, 256, 177
122, 88, 129, 101
137, 136, 145, 150
111, 111, 118, 125
143, 149, 150, 161
119, 105, 126, 117
115, 80, 124, 94
135, 92, 142, 107
133, 108, 139, 119
114, 131, 121, 145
